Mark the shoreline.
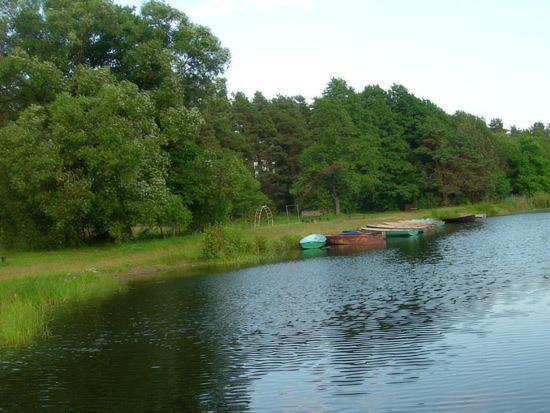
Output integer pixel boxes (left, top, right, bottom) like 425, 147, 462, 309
1, 199, 549, 347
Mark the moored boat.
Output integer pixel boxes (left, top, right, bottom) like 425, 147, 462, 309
299, 234, 327, 249
441, 214, 477, 224
388, 219, 444, 234
369, 223, 429, 232
328, 243, 385, 255
402, 218, 445, 228
301, 248, 328, 258
361, 226, 420, 237
326, 232, 385, 247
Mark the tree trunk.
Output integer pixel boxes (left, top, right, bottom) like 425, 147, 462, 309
332, 185, 341, 216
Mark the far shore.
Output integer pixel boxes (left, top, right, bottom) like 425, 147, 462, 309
0, 197, 548, 347
1, 199, 549, 283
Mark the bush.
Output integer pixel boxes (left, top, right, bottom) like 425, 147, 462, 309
501, 195, 530, 212
200, 225, 299, 260
253, 235, 269, 254
271, 235, 300, 255
470, 201, 498, 216
530, 192, 550, 209
200, 224, 251, 259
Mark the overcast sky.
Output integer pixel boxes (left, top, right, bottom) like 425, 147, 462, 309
115, 0, 549, 129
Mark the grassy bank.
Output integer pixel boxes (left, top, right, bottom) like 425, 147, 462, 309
0, 273, 125, 347
0, 195, 548, 347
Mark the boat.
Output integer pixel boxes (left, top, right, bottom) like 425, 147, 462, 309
406, 218, 445, 228
328, 243, 385, 255
299, 234, 327, 249
441, 214, 477, 224
341, 230, 362, 235
301, 248, 328, 258
326, 232, 385, 247
388, 219, 445, 234
361, 226, 420, 237
474, 214, 487, 220
369, 223, 429, 232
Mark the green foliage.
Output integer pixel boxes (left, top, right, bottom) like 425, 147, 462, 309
169, 147, 269, 229
359, 85, 419, 210
0, 49, 65, 124
293, 80, 379, 215
1, 0, 549, 251
0, 67, 190, 247
200, 224, 251, 259
1, 0, 230, 105
530, 192, 550, 209
505, 134, 550, 194
200, 224, 298, 260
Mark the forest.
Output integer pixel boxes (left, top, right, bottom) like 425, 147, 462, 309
1, 0, 550, 249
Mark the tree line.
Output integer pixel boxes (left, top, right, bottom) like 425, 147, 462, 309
1, 0, 549, 248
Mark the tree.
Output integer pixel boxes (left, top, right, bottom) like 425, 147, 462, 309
293, 89, 379, 215
168, 146, 269, 229
198, 79, 236, 149
0, 50, 65, 124
359, 85, 420, 209
506, 133, 550, 194
529, 122, 549, 138
489, 118, 506, 133
0, 67, 190, 247
267, 95, 311, 208
1, 0, 230, 105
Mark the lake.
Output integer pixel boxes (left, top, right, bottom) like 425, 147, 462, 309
1, 213, 550, 412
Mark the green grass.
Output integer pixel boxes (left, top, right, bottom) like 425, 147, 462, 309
0, 195, 548, 348
430, 194, 550, 219
0, 273, 125, 347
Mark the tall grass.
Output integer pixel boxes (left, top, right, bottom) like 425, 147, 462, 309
200, 224, 299, 263
0, 273, 125, 347
530, 192, 550, 209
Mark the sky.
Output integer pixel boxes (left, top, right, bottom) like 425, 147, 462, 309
114, 0, 550, 129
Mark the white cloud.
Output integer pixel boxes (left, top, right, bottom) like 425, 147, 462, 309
187, 0, 314, 17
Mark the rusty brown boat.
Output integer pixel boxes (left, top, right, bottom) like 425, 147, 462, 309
325, 232, 385, 247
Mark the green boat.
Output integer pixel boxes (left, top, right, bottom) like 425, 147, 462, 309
384, 228, 420, 238
301, 248, 328, 258
361, 226, 419, 238
299, 234, 327, 249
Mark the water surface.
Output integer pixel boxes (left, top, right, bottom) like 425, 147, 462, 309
2, 213, 550, 412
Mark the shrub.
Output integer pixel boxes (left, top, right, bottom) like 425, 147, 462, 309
471, 202, 498, 216
200, 224, 251, 259
253, 235, 269, 254
530, 192, 550, 209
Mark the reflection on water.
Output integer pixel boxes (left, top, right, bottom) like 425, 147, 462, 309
1, 213, 550, 412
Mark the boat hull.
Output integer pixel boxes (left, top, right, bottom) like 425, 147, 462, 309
385, 229, 419, 237
326, 233, 385, 246
300, 241, 326, 249
328, 244, 385, 255
299, 234, 327, 249
361, 227, 420, 237
442, 214, 476, 224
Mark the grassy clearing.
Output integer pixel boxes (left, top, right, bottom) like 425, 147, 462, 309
0, 195, 547, 347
